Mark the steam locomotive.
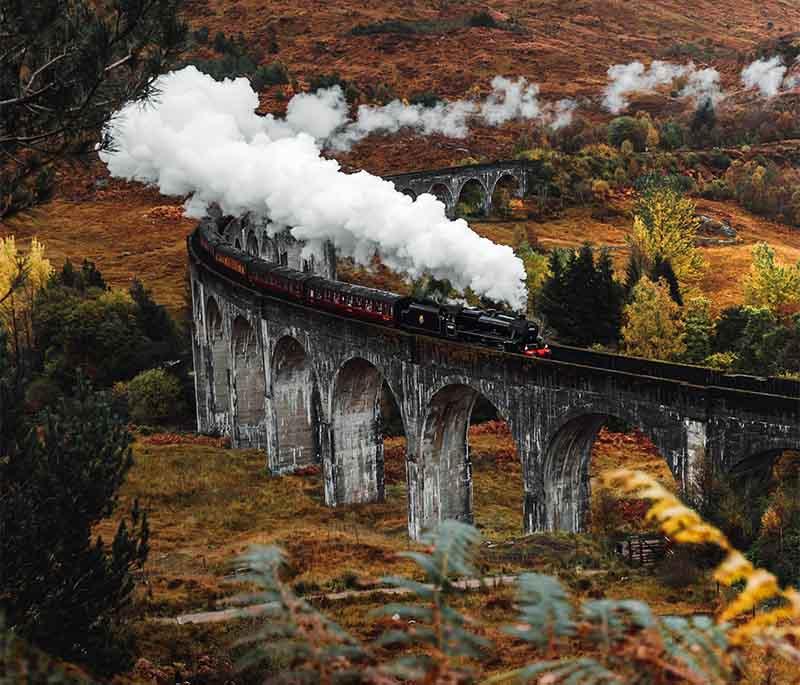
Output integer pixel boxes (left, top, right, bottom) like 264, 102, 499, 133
192, 222, 551, 358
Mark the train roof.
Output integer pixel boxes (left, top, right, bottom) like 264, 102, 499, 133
306, 276, 402, 304
247, 258, 314, 284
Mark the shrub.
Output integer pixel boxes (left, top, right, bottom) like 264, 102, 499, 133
701, 178, 733, 200
608, 116, 648, 151
409, 91, 440, 108
468, 10, 497, 28
234, 470, 800, 684
251, 61, 289, 89
126, 368, 183, 424
309, 72, 360, 101
193, 25, 209, 44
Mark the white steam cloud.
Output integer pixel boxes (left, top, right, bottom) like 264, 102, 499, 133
603, 60, 723, 113
741, 56, 790, 97
277, 75, 577, 151
100, 67, 527, 309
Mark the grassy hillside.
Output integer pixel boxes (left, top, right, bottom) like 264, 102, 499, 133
104, 425, 707, 681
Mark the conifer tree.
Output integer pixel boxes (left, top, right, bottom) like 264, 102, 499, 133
649, 255, 683, 306
1, 0, 186, 217
538, 245, 622, 346
0, 377, 148, 674
682, 296, 714, 364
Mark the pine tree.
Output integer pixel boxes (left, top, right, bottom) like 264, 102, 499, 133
1, 0, 186, 217
538, 245, 623, 346
0, 378, 148, 674
537, 249, 572, 339
594, 248, 624, 345
682, 296, 714, 364
649, 255, 683, 306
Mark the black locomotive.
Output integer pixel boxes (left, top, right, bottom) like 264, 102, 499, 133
192, 222, 550, 357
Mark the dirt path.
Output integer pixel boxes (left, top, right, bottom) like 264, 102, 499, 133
161, 575, 519, 625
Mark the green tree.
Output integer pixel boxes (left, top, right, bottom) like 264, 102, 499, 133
515, 241, 550, 319
682, 296, 714, 365
628, 185, 705, 291
621, 277, 686, 360
538, 245, 623, 346
649, 255, 682, 306
124, 367, 184, 423
608, 116, 647, 151
743, 242, 800, 315
735, 306, 788, 376
0, 378, 148, 674
1, 0, 186, 217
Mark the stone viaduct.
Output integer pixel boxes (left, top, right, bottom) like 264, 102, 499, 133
189, 205, 800, 541
385, 159, 536, 218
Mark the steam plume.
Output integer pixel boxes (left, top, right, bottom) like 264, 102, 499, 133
741, 56, 789, 97
280, 76, 577, 150
603, 60, 723, 113
100, 67, 527, 309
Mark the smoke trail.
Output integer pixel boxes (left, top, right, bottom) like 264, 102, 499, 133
679, 67, 724, 106
100, 67, 527, 309
741, 56, 789, 97
603, 60, 723, 113
315, 76, 576, 150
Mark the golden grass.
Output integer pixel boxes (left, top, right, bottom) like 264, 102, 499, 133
111, 424, 732, 680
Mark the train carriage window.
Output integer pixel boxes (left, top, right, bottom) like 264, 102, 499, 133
365, 300, 373, 312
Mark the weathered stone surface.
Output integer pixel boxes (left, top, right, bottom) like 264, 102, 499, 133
189, 232, 800, 542
385, 160, 535, 218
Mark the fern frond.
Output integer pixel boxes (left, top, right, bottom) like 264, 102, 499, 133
507, 573, 575, 646
602, 469, 800, 648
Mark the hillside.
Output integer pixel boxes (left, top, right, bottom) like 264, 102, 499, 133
4, 1, 800, 312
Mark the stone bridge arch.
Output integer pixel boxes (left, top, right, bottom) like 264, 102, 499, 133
205, 296, 230, 421
454, 178, 490, 217
536, 404, 685, 533
416, 381, 520, 535
427, 183, 455, 215
330, 357, 397, 505
231, 316, 266, 447
270, 335, 322, 472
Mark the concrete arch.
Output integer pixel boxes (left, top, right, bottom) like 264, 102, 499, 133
540, 408, 677, 533
418, 383, 517, 531
206, 297, 229, 415
246, 231, 259, 256
399, 187, 417, 200
331, 357, 394, 505
231, 317, 266, 444
271, 335, 321, 471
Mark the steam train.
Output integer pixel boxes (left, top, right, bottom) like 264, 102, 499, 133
192, 222, 551, 358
